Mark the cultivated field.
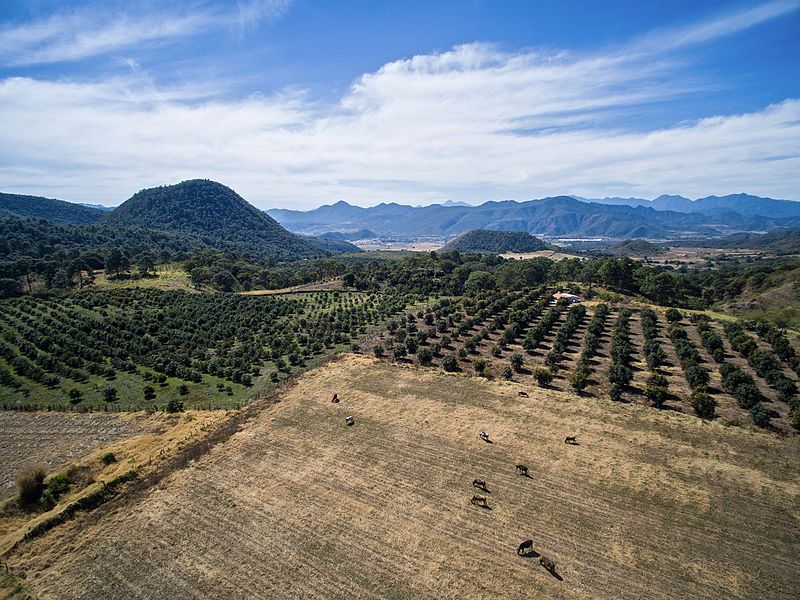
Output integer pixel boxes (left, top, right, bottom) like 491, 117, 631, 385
0, 412, 158, 500
7, 355, 799, 599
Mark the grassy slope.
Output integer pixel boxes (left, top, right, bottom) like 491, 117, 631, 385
9, 355, 798, 599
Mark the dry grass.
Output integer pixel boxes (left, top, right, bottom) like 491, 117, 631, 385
5, 355, 799, 599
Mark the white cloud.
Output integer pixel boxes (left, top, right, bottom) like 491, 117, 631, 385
0, 1, 293, 66
0, 3, 798, 207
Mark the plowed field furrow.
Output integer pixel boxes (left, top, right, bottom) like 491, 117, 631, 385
10, 355, 799, 600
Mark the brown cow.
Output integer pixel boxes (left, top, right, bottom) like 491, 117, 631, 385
539, 556, 556, 573
564, 435, 577, 444
472, 478, 487, 491
470, 494, 488, 507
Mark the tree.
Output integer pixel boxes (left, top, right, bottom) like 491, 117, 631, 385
392, 344, 407, 360
691, 390, 716, 419
570, 370, 588, 393
68, 388, 83, 404
608, 364, 632, 386
465, 271, 496, 293
644, 373, 669, 408
137, 253, 156, 277
165, 398, 185, 413
416, 347, 433, 366
372, 344, 385, 358
750, 403, 771, 428
16, 466, 46, 508
103, 386, 118, 402
665, 308, 683, 323
144, 385, 156, 401
0, 278, 22, 299
105, 248, 130, 277
502, 366, 513, 380
533, 367, 552, 387
212, 270, 238, 292
473, 358, 487, 376
510, 353, 524, 373
179, 384, 189, 395
441, 354, 458, 372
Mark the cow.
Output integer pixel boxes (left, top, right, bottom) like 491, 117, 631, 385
479, 431, 490, 442
331, 393, 339, 403
518, 390, 529, 398
345, 415, 355, 426
564, 435, 577, 444
539, 555, 556, 573
517, 539, 534, 555
472, 478, 487, 491
516, 464, 529, 476
470, 494, 488, 507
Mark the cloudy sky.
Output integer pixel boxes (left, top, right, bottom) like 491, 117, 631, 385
0, 0, 798, 208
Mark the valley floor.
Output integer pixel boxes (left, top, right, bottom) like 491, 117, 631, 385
6, 355, 800, 599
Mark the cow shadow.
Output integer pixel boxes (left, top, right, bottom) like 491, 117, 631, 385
546, 568, 564, 581
518, 549, 540, 559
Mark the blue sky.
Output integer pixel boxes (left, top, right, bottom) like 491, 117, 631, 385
0, 0, 798, 208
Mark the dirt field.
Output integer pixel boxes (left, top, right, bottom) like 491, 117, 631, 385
0, 413, 159, 500
6, 355, 798, 599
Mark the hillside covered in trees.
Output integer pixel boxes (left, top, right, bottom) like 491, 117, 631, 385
103, 180, 332, 260
673, 228, 800, 255
441, 230, 549, 253
0, 192, 106, 225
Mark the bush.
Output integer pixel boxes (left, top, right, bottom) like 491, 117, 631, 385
103, 386, 118, 402
790, 406, 800, 431
473, 358, 487, 375
607, 364, 632, 386
533, 368, 552, 387
143, 385, 156, 401
100, 452, 117, 465
441, 354, 458, 372
734, 383, 761, 409
608, 383, 624, 402
570, 370, 588, 393
17, 466, 46, 507
178, 384, 189, 395
165, 398, 185, 413
750, 403, 771, 428
684, 365, 710, 390
392, 344, 407, 360
644, 373, 669, 408
691, 390, 716, 419
665, 308, 682, 323
510, 353, 524, 373
372, 344, 384, 358
502, 366, 513, 380
416, 347, 433, 366
67, 388, 83, 405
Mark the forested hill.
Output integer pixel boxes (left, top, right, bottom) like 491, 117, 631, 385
441, 230, 549, 253
0, 192, 106, 224
104, 180, 325, 260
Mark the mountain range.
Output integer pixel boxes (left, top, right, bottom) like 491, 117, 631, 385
268, 194, 800, 240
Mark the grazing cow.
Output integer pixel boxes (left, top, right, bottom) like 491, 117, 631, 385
517, 539, 534, 555
479, 431, 490, 442
564, 435, 577, 444
539, 556, 556, 573
331, 393, 339, 403
472, 478, 487, 491
516, 464, 529, 476
518, 390, 529, 398
470, 494, 488, 507
345, 415, 355, 426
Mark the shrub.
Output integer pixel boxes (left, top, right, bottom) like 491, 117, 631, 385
178, 384, 189, 395
510, 353, 524, 373
372, 344, 385, 358
691, 390, 716, 419
608, 383, 624, 402
684, 365, 710, 390
441, 354, 458, 372
165, 399, 185, 413
392, 344, 407, 360
473, 358, 487, 375
607, 364, 632, 386
416, 347, 433, 366
103, 386, 118, 402
644, 373, 669, 408
533, 368, 552, 387
570, 370, 588, 393
68, 388, 83, 405
502, 366, 513, 380
143, 385, 156, 401
734, 383, 761, 410
17, 466, 46, 507
100, 452, 117, 465
665, 308, 682, 323
790, 406, 800, 431
750, 403, 771, 428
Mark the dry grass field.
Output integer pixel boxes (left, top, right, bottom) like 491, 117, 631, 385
0, 413, 159, 500
5, 355, 799, 599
